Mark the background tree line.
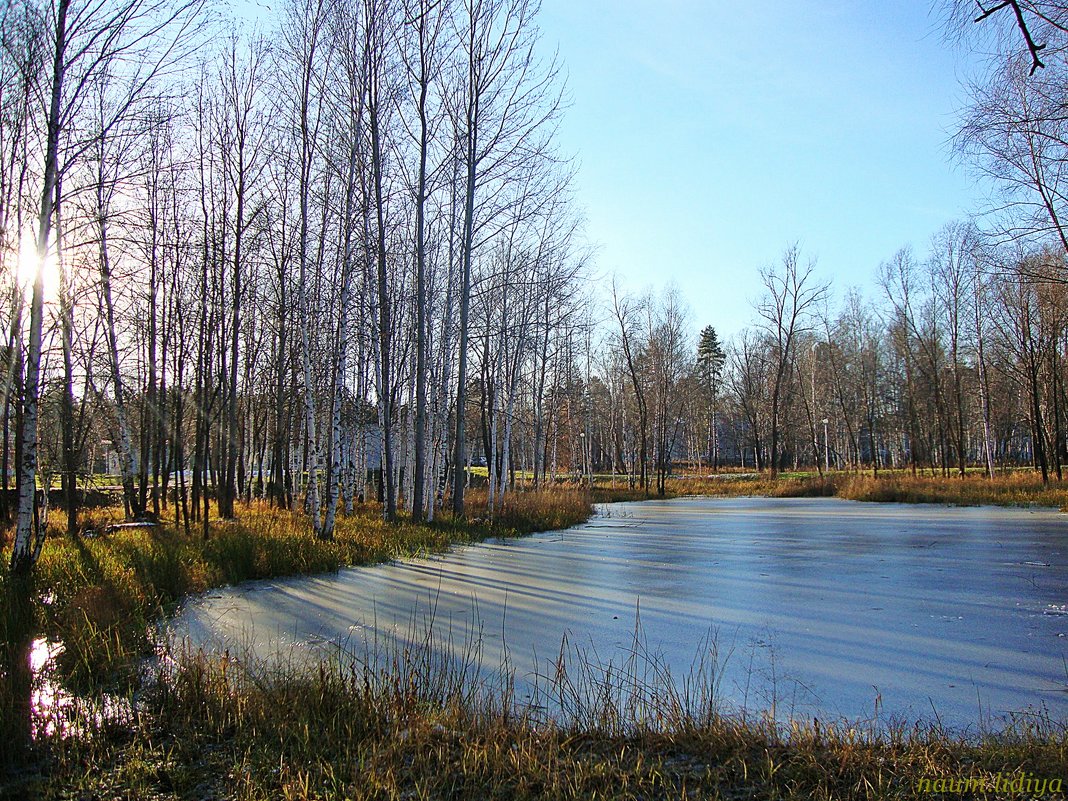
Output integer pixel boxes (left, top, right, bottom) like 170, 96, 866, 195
569, 2, 1068, 493
7, 0, 1068, 577
595, 230, 1068, 493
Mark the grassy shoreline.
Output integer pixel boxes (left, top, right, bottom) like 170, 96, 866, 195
4, 477, 1068, 798
11, 488, 594, 690
652, 468, 1068, 509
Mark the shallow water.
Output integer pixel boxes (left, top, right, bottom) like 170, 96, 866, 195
170, 497, 1068, 729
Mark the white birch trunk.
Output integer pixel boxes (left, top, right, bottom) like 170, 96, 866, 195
293, 0, 326, 536
299, 304, 321, 532
12, 0, 69, 573
323, 136, 359, 539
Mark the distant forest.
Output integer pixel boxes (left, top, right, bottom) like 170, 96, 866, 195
5, 0, 1068, 571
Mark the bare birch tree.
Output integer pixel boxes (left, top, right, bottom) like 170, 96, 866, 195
757, 245, 827, 476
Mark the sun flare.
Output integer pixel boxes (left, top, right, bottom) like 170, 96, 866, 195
17, 232, 60, 302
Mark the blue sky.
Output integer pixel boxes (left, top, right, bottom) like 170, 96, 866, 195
536, 0, 988, 335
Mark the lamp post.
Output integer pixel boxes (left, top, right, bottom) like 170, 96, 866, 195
821, 419, 830, 473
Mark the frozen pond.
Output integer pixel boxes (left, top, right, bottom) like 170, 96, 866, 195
170, 497, 1068, 729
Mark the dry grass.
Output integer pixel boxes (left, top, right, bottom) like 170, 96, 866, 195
12, 635, 1067, 800
834, 470, 1068, 508
633, 468, 1068, 508
463, 486, 594, 533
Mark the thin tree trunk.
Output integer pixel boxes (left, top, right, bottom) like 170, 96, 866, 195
11, 0, 69, 574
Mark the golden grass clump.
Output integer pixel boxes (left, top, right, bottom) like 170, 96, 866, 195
835, 470, 1068, 508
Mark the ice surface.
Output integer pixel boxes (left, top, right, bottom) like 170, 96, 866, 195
169, 497, 1068, 729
